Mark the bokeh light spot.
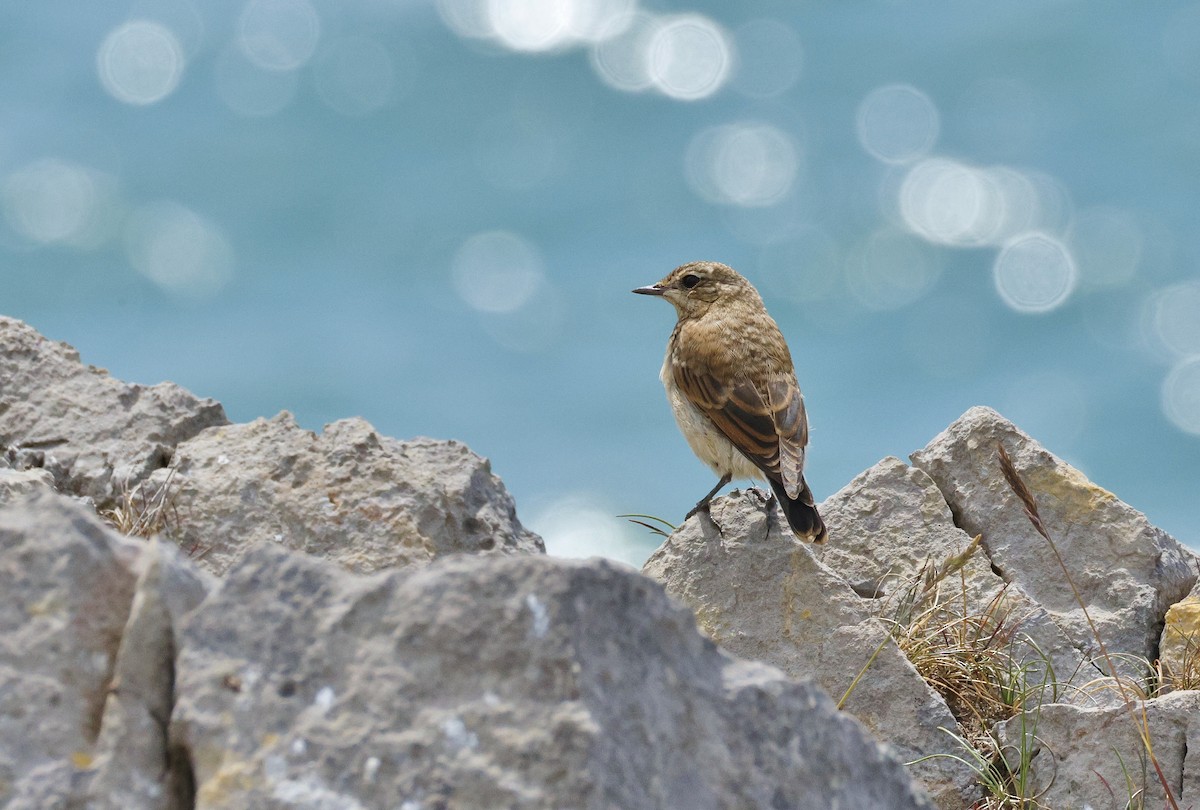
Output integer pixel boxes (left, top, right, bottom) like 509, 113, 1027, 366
731, 19, 802, 98
1162, 357, 1200, 436
1146, 281, 1200, 358
684, 122, 798, 207
314, 37, 394, 117
451, 230, 544, 314
238, 0, 321, 72
647, 14, 732, 100
856, 84, 940, 164
2, 160, 120, 250
125, 202, 235, 301
992, 232, 1076, 314
487, 0, 574, 52
97, 20, 185, 106
588, 11, 657, 92
846, 229, 941, 311
528, 493, 648, 566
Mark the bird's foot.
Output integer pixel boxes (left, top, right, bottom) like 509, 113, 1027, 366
684, 500, 711, 521
748, 486, 775, 506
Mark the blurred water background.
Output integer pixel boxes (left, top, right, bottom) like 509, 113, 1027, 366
3, 0, 1198, 564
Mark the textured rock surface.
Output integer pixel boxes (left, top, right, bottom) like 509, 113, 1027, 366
89, 539, 214, 810
643, 490, 975, 809
0, 467, 55, 505
145, 412, 544, 575
1160, 594, 1200, 687
911, 407, 1198, 669
173, 545, 934, 809
0, 317, 228, 503
815, 457, 1084, 683
0, 491, 143, 808
997, 690, 1200, 808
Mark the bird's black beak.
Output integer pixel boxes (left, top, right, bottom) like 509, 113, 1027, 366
632, 284, 664, 296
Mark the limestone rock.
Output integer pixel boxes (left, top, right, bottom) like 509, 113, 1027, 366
643, 490, 975, 809
1160, 593, 1200, 689
0, 491, 143, 808
0, 467, 55, 505
145, 412, 544, 575
0, 317, 228, 503
171, 545, 934, 809
89, 539, 214, 810
815, 456, 1085, 686
910, 407, 1198, 670
996, 690, 1200, 808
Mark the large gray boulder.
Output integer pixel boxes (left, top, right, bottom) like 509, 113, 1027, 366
0, 317, 228, 503
910, 407, 1198, 670
0, 491, 143, 808
996, 690, 1200, 808
814, 456, 1085, 688
643, 490, 975, 809
143, 411, 544, 575
172, 544, 934, 809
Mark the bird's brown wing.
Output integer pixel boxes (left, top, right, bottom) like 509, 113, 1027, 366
674, 363, 808, 499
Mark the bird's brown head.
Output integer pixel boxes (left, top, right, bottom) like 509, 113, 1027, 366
632, 261, 762, 319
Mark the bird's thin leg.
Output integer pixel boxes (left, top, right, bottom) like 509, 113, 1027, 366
685, 473, 733, 520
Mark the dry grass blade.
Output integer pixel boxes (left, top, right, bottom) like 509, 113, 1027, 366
619, 513, 677, 538
995, 443, 1180, 810
99, 469, 181, 538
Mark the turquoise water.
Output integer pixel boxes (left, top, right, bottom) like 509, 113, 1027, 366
3, 1, 1198, 564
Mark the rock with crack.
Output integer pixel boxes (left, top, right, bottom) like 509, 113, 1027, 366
0, 317, 228, 503
1159, 582, 1200, 690
910, 407, 1198, 674
995, 689, 1200, 807
143, 412, 544, 575
171, 545, 935, 809
642, 490, 977, 810
0, 490, 143, 808
813, 456, 1086, 688
88, 538, 215, 809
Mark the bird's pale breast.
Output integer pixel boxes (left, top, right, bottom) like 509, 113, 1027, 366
660, 352, 764, 481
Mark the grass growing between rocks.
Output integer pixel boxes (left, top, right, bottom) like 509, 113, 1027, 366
99, 470, 209, 559
853, 446, 1193, 809
997, 444, 1181, 810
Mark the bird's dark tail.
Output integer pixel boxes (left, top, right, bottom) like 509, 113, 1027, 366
768, 476, 828, 544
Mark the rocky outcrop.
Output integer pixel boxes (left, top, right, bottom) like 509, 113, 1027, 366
911, 407, 1198, 670
643, 489, 978, 809
0, 316, 228, 504
0, 490, 933, 809
0, 491, 144, 808
142, 412, 545, 575
643, 408, 1199, 808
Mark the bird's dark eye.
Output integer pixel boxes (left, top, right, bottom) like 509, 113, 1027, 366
681, 274, 701, 289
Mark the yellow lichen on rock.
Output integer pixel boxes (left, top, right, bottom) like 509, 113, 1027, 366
1159, 596, 1200, 689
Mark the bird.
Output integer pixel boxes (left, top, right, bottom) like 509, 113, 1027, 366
633, 261, 827, 543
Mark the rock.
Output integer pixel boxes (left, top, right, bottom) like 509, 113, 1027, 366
814, 457, 1085, 685
88, 539, 214, 810
144, 412, 544, 575
910, 407, 1198, 672
0, 467, 56, 505
0, 490, 143, 808
0, 317, 228, 504
996, 690, 1200, 808
642, 490, 976, 809
171, 545, 935, 809
1160, 592, 1200, 689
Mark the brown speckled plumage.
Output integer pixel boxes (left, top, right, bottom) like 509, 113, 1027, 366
634, 261, 827, 543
